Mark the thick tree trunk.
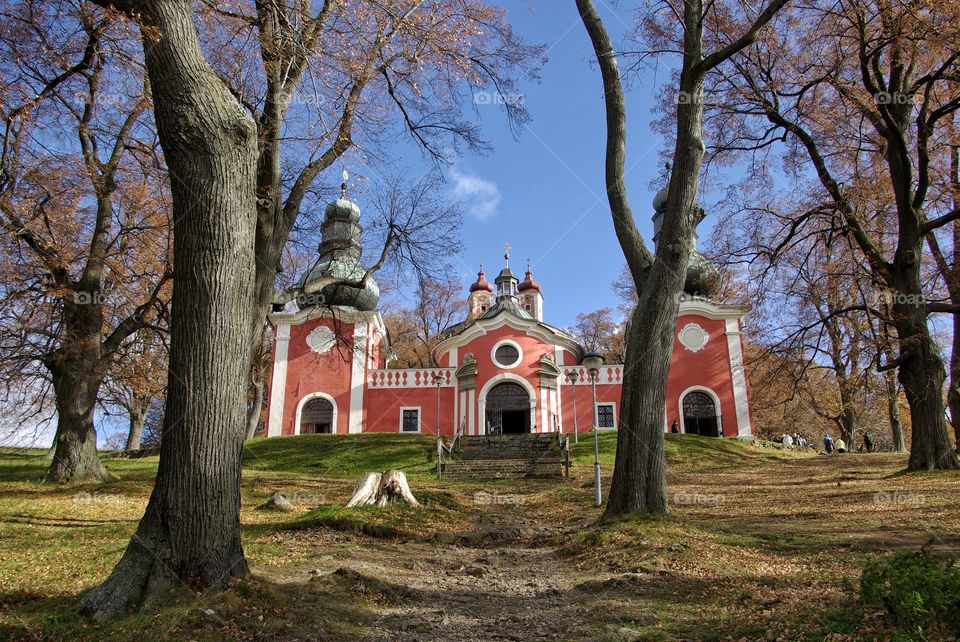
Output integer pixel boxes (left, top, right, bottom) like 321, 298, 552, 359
883, 365, 907, 453
44, 362, 112, 483
893, 300, 958, 469
245, 376, 264, 441
124, 397, 150, 452
837, 390, 858, 452
949, 313, 960, 445
79, 0, 258, 622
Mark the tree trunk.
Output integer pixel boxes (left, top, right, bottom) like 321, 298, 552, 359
346, 470, 420, 507
44, 361, 112, 483
893, 299, 958, 469
245, 376, 265, 441
79, 0, 258, 622
949, 312, 960, 445
837, 386, 858, 452
884, 364, 907, 453
125, 397, 150, 452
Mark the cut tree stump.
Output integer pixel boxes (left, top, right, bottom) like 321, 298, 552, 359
346, 470, 420, 507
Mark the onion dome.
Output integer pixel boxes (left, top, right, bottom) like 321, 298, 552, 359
470, 267, 494, 293
299, 185, 379, 311
518, 266, 540, 293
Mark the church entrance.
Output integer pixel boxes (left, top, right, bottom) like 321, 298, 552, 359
682, 391, 719, 437
485, 382, 530, 435
300, 397, 334, 434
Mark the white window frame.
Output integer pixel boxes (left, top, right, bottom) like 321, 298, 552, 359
491, 339, 523, 369
399, 406, 422, 433
596, 402, 617, 430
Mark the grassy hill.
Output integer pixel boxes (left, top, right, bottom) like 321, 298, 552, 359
0, 431, 785, 483
2, 433, 955, 641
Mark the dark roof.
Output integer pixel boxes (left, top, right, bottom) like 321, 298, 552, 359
481, 297, 532, 321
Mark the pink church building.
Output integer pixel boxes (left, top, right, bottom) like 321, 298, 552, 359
265, 191, 754, 441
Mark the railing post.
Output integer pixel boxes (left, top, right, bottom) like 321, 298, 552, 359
436, 434, 442, 480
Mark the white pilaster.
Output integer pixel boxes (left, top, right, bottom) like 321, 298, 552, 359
349, 321, 368, 433
725, 318, 753, 437
267, 324, 291, 437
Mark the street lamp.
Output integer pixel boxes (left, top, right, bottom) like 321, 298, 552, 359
567, 370, 580, 445
433, 374, 443, 479
582, 351, 604, 507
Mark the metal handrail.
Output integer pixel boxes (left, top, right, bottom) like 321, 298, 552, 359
436, 418, 466, 479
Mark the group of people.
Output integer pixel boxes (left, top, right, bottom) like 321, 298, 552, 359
779, 433, 807, 448
822, 431, 875, 454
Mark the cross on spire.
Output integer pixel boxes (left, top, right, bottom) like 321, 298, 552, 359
503, 242, 511, 265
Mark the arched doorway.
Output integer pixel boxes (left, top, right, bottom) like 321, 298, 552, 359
486, 382, 530, 434
300, 397, 334, 434
682, 391, 720, 437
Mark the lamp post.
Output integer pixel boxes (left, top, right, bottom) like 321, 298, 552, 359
434, 373, 443, 480
568, 370, 580, 445
582, 352, 604, 507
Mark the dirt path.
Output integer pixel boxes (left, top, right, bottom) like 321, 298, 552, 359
295, 507, 600, 641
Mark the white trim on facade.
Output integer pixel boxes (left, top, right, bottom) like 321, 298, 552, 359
677, 385, 723, 436
725, 318, 754, 438
399, 406, 422, 433
596, 402, 617, 430
348, 321, 368, 434
267, 324, 291, 437
293, 392, 338, 435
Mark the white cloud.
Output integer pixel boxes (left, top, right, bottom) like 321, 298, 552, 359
450, 166, 501, 222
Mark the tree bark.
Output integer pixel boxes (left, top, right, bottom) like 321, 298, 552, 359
44, 360, 112, 483
892, 299, 957, 468
245, 376, 265, 441
43, 296, 112, 483
950, 296, 960, 446
884, 363, 907, 453
125, 397, 150, 452
79, 0, 258, 622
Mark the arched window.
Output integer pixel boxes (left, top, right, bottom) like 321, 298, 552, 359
301, 397, 334, 434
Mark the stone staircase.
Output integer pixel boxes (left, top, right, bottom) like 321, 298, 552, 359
443, 433, 564, 479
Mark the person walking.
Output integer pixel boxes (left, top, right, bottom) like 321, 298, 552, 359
783, 433, 794, 447
836, 436, 847, 453
823, 432, 834, 454
864, 432, 874, 453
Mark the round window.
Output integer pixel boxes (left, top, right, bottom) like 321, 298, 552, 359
493, 342, 521, 368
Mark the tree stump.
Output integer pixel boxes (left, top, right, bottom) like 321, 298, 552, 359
346, 470, 420, 507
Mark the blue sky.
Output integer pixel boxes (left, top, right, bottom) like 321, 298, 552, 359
391, 0, 686, 328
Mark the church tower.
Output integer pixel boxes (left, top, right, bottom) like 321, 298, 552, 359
467, 267, 494, 320
518, 263, 543, 321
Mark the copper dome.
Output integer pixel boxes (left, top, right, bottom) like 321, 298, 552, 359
469, 268, 494, 293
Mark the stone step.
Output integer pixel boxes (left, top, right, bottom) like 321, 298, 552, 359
443, 458, 563, 479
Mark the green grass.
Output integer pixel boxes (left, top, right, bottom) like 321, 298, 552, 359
242, 433, 438, 479
1, 432, 955, 641
566, 431, 782, 470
